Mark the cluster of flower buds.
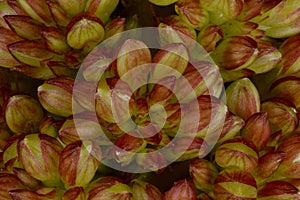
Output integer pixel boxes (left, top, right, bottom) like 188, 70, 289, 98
1, 0, 300, 199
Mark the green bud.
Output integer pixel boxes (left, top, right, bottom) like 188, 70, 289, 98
158, 15, 197, 48
39, 116, 63, 138
85, 0, 119, 24
66, 14, 105, 50
149, 0, 178, 6
12, 167, 41, 190
213, 168, 257, 200
277, 34, 300, 76
9, 189, 42, 200
47, 0, 70, 27
175, 0, 209, 30
269, 76, 300, 109
215, 137, 258, 172
261, 98, 298, 136
152, 43, 189, 80
211, 36, 259, 71
130, 179, 163, 200
59, 140, 101, 187
197, 25, 223, 53
10, 64, 56, 80
4, 15, 45, 40
16, 0, 55, 25
114, 39, 151, 78
18, 134, 63, 186
56, 0, 85, 17
254, 150, 285, 180
114, 133, 147, 166
136, 148, 167, 172
5, 95, 44, 134
41, 27, 70, 55
0, 173, 26, 200
0, 32, 22, 68
258, 181, 300, 200
3, 140, 23, 171
218, 112, 245, 144
252, 0, 300, 38
164, 179, 197, 200
8, 40, 63, 67
237, 0, 264, 21
247, 39, 281, 74
226, 78, 260, 120
220, 68, 255, 82
87, 176, 133, 200
37, 77, 74, 117
189, 159, 218, 192
62, 187, 86, 200
200, 0, 243, 22
277, 134, 300, 178
0, 1, 18, 29
241, 112, 271, 150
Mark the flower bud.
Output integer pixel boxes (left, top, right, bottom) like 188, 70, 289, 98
114, 133, 147, 166
149, 0, 178, 6
9, 189, 43, 200
39, 116, 63, 138
200, 0, 243, 22
130, 179, 163, 200
247, 39, 281, 74
220, 68, 255, 82
87, 176, 133, 200
149, 76, 176, 105
16, 0, 54, 25
158, 15, 197, 48
189, 159, 218, 192
0, 28, 22, 68
0, 173, 25, 199
218, 112, 244, 143
211, 36, 259, 70
38, 77, 74, 117
0, 1, 18, 29
164, 179, 197, 200
215, 137, 258, 172
114, 39, 151, 78
56, 0, 85, 17
62, 187, 86, 200
241, 112, 271, 150
237, 0, 264, 21
12, 167, 41, 190
255, 150, 285, 180
261, 98, 298, 136
105, 17, 126, 38
220, 20, 264, 39
213, 168, 257, 199
3, 140, 23, 171
169, 137, 207, 162
59, 140, 101, 187
252, 0, 300, 38
197, 192, 214, 200
136, 148, 167, 172
175, 0, 209, 30
269, 76, 300, 109
10, 64, 57, 80
226, 78, 260, 120
5, 95, 43, 134
36, 187, 64, 199
258, 180, 300, 200
85, 0, 119, 24
4, 15, 45, 40
277, 134, 300, 178
18, 134, 63, 186
46, 0, 70, 27
174, 62, 222, 102
8, 40, 62, 67
66, 13, 105, 50
277, 34, 300, 76
41, 27, 70, 55
197, 25, 223, 52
